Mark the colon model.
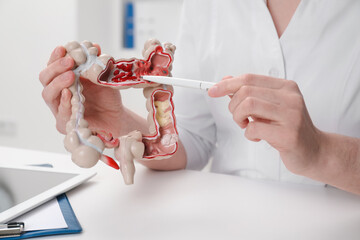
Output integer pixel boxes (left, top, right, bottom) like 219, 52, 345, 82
63, 39, 178, 184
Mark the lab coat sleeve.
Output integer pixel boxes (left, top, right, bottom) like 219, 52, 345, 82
337, 45, 360, 138
172, 0, 217, 170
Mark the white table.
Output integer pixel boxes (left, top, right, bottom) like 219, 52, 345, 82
1, 146, 360, 240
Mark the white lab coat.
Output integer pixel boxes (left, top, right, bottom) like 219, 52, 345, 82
172, 0, 360, 184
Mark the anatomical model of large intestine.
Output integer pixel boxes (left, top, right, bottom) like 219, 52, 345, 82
63, 39, 178, 185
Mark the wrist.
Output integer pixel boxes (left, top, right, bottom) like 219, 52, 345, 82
289, 127, 325, 177
303, 130, 360, 184
306, 129, 328, 176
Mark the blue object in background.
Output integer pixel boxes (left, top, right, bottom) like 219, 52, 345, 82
123, 2, 134, 49
5, 194, 81, 240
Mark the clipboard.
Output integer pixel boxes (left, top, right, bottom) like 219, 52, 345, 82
1, 194, 81, 239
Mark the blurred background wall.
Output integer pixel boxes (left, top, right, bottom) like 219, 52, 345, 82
0, 0, 183, 153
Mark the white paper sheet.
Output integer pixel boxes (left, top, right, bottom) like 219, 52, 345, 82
13, 198, 68, 231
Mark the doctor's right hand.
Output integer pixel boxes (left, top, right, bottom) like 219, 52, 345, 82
39, 46, 124, 137
208, 74, 323, 176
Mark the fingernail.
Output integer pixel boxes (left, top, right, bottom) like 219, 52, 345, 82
208, 86, 218, 96
61, 89, 67, 100
61, 92, 66, 102
55, 46, 62, 56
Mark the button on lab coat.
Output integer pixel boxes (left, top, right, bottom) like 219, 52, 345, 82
172, 0, 360, 184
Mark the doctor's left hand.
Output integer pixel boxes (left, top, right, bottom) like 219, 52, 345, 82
208, 74, 324, 175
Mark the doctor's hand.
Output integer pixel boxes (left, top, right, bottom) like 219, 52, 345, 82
208, 74, 323, 175
39, 46, 124, 136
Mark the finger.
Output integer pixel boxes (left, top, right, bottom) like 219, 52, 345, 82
222, 75, 234, 99
238, 115, 270, 129
209, 74, 286, 98
251, 116, 272, 124
221, 75, 233, 81
238, 118, 250, 129
47, 46, 66, 66
39, 56, 74, 87
42, 71, 75, 114
93, 43, 101, 56
228, 86, 281, 113
231, 97, 281, 128
209, 75, 234, 99
245, 121, 281, 143
56, 89, 72, 133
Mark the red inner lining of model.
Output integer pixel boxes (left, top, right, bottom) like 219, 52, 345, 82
98, 46, 172, 86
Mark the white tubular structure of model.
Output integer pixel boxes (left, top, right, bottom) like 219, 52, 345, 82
62, 39, 178, 185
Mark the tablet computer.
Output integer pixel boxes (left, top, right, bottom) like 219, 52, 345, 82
0, 164, 96, 223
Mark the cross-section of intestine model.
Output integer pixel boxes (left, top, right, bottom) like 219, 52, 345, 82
63, 39, 178, 185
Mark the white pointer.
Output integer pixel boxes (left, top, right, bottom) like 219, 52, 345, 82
141, 75, 216, 91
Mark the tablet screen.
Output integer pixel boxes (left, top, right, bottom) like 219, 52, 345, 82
0, 165, 95, 223
0, 167, 76, 213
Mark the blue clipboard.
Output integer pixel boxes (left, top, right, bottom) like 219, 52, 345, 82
5, 194, 82, 239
